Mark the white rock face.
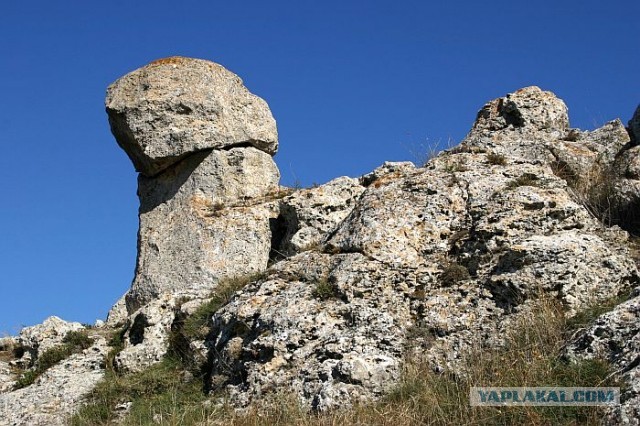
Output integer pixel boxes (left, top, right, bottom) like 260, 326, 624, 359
206, 139, 638, 409
125, 147, 280, 312
106, 57, 278, 176
472, 86, 569, 133
566, 292, 640, 425
0, 336, 108, 426
114, 296, 177, 373
105, 58, 283, 314
17, 316, 85, 363
277, 176, 365, 255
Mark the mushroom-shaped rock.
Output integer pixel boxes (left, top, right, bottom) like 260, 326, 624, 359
472, 86, 569, 132
106, 57, 278, 176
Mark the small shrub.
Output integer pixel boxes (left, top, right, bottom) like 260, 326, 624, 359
63, 330, 94, 350
312, 279, 341, 300
444, 159, 469, 173
506, 173, 541, 189
440, 262, 470, 286
486, 152, 507, 166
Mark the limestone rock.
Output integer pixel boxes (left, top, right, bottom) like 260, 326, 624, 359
358, 161, 416, 186
0, 336, 107, 426
16, 317, 84, 365
105, 294, 128, 326
547, 119, 630, 180
276, 176, 365, 255
126, 147, 280, 312
114, 296, 178, 373
471, 86, 569, 133
208, 251, 409, 410
106, 57, 278, 176
565, 292, 640, 425
204, 146, 637, 410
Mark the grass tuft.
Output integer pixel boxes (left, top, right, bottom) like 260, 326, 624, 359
486, 152, 507, 166
506, 173, 541, 189
14, 329, 94, 389
312, 279, 341, 300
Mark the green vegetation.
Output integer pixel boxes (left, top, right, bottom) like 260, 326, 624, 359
71, 273, 265, 425
567, 290, 633, 330
70, 357, 216, 426
312, 278, 341, 300
70, 290, 624, 425
14, 330, 94, 389
180, 273, 265, 341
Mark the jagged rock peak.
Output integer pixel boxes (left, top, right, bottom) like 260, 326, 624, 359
105, 56, 278, 176
471, 86, 569, 133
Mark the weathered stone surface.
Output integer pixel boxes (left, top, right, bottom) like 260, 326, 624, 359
106, 57, 278, 176
471, 86, 569, 133
114, 296, 177, 373
566, 291, 640, 425
0, 335, 107, 426
125, 147, 280, 312
105, 294, 128, 326
547, 119, 630, 180
204, 145, 638, 410
15, 317, 84, 366
0, 362, 14, 394
276, 176, 365, 255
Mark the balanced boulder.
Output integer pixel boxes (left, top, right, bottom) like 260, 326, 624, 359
106, 56, 278, 176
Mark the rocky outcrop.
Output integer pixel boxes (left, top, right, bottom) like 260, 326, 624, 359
125, 147, 280, 312
566, 291, 640, 425
629, 105, 640, 144
2, 66, 640, 424
204, 88, 639, 410
106, 58, 282, 314
11, 317, 85, 368
0, 335, 108, 426
274, 176, 366, 256
106, 56, 278, 176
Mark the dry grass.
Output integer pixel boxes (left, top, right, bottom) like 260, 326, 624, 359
486, 152, 507, 166
505, 173, 541, 190
70, 294, 619, 425
551, 160, 640, 234
215, 297, 616, 426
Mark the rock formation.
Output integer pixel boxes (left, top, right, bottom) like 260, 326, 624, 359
105, 57, 281, 316
2, 58, 640, 424
105, 56, 277, 176
206, 88, 639, 410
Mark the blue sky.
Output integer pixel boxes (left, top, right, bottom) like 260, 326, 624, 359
1, 0, 638, 334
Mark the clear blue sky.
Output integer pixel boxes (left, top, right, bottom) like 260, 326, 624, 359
1, 0, 638, 334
